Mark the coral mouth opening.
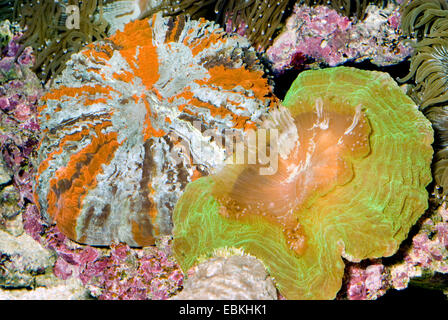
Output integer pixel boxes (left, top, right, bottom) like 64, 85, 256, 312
211, 98, 371, 255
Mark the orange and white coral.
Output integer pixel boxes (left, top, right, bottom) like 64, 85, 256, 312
35, 13, 276, 246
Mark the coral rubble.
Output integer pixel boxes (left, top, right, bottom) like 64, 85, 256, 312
0, 229, 55, 288
345, 262, 388, 300
43, 226, 184, 299
389, 202, 448, 292
0, 20, 42, 240
75, 241, 182, 300
342, 200, 448, 300
299, 0, 389, 19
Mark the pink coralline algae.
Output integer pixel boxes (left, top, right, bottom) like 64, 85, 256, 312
49, 237, 183, 300
345, 262, 388, 300
342, 201, 448, 300
388, 203, 448, 291
41, 223, 183, 300
86, 242, 183, 300
0, 21, 42, 235
266, 3, 412, 73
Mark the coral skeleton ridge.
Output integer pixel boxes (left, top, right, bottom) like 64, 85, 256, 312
172, 67, 434, 300
34, 13, 276, 247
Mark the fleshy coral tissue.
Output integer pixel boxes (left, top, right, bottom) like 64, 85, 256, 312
172, 67, 434, 300
35, 13, 276, 247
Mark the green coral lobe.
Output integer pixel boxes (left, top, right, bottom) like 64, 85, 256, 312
173, 67, 434, 299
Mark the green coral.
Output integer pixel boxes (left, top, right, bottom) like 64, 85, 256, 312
172, 67, 433, 299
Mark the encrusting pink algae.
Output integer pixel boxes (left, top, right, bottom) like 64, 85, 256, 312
267, 3, 412, 72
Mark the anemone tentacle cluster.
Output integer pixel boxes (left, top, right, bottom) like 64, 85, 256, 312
35, 13, 276, 247
12, 0, 110, 83
400, 0, 448, 198
300, 0, 388, 19
172, 67, 434, 299
141, 0, 292, 49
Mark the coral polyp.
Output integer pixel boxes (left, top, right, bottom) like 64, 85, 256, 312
172, 67, 434, 299
35, 13, 276, 247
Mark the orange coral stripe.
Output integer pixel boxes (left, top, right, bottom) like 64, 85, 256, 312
113, 69, 135, 83
198, 65, 270, 99
37, 120, 113, 178
46, 123, 120, 240
191, 169, 202, 181
190, 31, 225, 56
184, 97, 254, 130
167, 17, 180, 43
132, 45, 160, 89
43, 85, 114, 102
109, 19, 160, 90
86, 49, 112, 63
142, 98, 165, 140
84, 97, 108, 106
110, 19, 153, 49
170, 90, 250, 127
84, 42, 114, 59
37, 126, 92, 177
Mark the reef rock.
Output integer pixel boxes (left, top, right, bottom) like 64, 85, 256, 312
0, 155, 20, 232
0, 155, 12, 185
0, 276, 89, 300
0, 230, 56, 288
267, 3, 412, 72
172, 254, 277, 300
